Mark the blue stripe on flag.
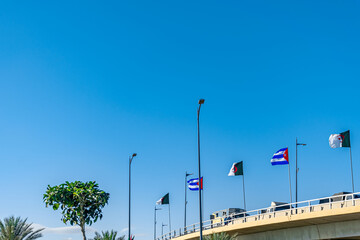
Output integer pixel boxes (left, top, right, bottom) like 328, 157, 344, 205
276, 148, 288, 153
271, 160, 288, 165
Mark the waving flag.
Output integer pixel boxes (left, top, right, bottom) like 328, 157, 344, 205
228, 161, 243, 176
271, 147, 289, 165
188, 177, 203, 191
329, 130, 351, 148
156, 193, 169, 205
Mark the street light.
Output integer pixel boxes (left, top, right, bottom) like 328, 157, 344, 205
129, 153, 137, 240
197, 99, 205, 240
161, 223, 167, 237
184, 171, 193, 232
154, 207, 162, 240
296, 139, 306, 206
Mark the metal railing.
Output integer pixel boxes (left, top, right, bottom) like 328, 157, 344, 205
156, 192, 360, 240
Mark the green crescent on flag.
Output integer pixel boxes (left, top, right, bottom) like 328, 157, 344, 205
329, 130, 351, 148
228, 161, 244, 176
156, 193, 169, 205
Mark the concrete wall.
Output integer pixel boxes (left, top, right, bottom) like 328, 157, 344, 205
172, 205, 360, 240
234, 219, 360, 240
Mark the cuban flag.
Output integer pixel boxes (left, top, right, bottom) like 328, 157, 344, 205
271, 147, 289, 165
188, 177, 203, 191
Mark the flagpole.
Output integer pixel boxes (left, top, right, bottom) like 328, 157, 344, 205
242, 174, 247, 211
287, 147, 292, 205
168, 202, 172, 238
350, 146, 354, 192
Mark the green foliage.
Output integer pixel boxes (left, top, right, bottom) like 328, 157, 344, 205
0, 216, 44, 240
204, 232, 238, 240
91, 230, 125, 240
43, 181, 110, 240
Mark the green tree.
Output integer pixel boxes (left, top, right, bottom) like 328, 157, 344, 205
43, 181, 110, 240
91, 230, 125, 240
0, 216, 43, 240
204, 232, 238, 240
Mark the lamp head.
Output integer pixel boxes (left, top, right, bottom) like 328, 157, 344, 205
198, 99, 205, 105
132, 153, 137, 157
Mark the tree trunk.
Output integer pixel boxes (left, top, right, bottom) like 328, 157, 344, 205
80, 200, 86, 240
81, 223, 86, 240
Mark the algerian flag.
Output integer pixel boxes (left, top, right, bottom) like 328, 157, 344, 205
156, 193, 169, 205
228, 161, 244, 176
329, 130, 351, 148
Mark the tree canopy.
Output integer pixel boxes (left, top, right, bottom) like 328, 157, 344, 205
91, 230, 125, 240
0, 216, 43, 240
43, 181, 110, 240
204, 232, 238, 240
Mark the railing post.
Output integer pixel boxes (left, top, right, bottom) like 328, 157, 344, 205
352, 193, 355, 206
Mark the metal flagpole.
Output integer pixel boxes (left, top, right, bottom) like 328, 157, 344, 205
242, 173, 247, 211
168, 202, 172, 238
287, 147, 293, 205
350, 146, 354, 193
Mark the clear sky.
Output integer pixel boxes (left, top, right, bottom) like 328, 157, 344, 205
0, 1, 360, 240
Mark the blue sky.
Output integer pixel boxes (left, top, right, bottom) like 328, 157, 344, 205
0, 1, 360, 240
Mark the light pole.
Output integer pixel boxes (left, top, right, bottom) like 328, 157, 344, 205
161, 223, 167, 237
154, 206, 162, 240
184, 172, 193, 232
197, 99, 205, 240
296, 139, 306, 206
129, 153, 137, 240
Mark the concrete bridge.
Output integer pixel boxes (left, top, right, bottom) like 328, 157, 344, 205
158, 192, 360, 240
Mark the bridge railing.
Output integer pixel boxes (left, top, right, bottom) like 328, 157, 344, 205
156, 192, 360, 240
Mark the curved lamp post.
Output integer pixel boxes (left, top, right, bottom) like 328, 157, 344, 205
129, 153, 137, 240
197, 99, 205, 240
